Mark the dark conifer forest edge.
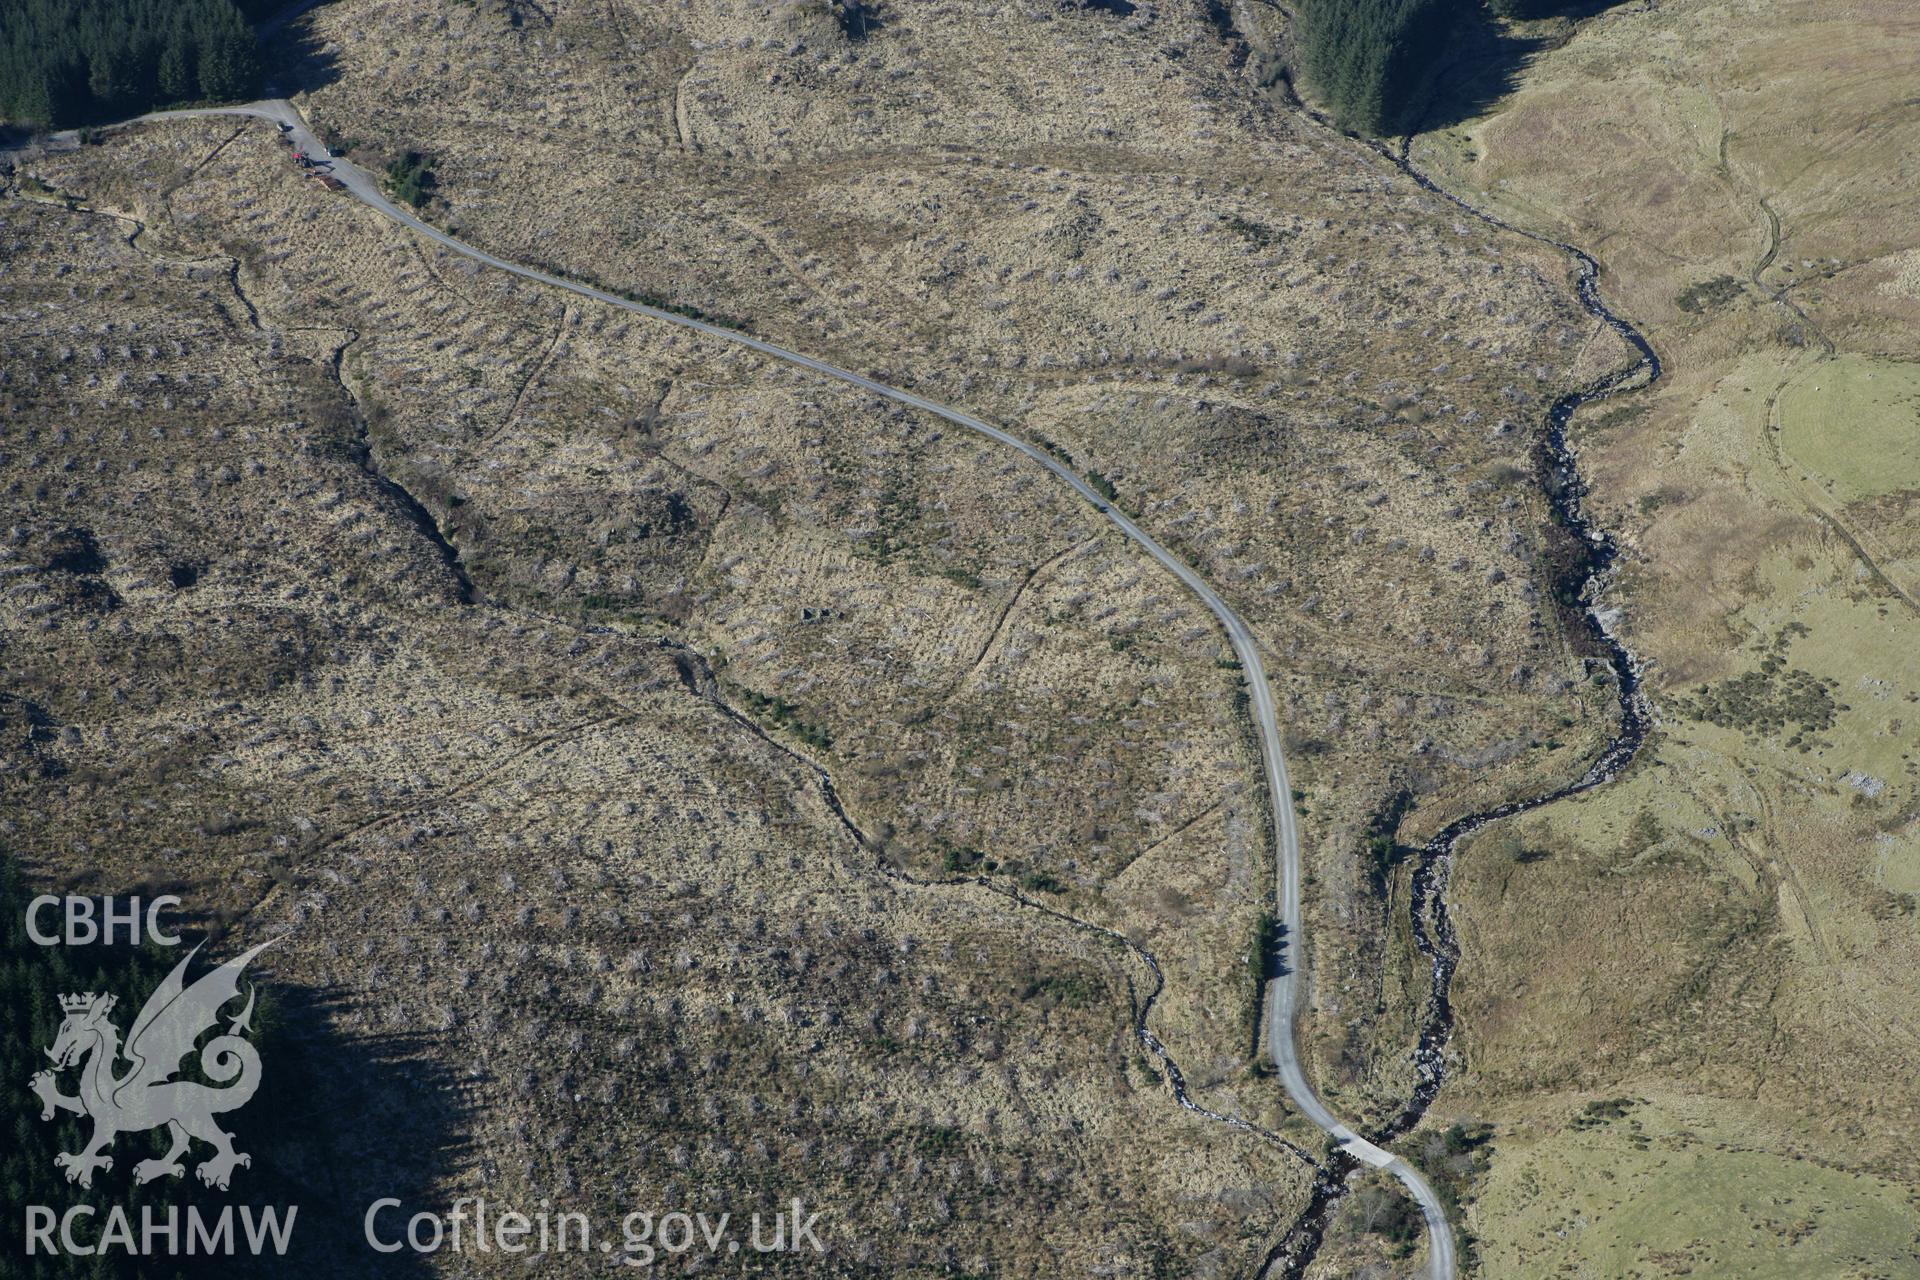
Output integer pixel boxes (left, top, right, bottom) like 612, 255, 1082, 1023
1, 0, 279, 130
6, 0, 1614, 137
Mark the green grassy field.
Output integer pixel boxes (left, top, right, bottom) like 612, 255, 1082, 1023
1400, 2, 1920, 1272
1471, 1096, 1920, 1279
1778, 355, 1920, 506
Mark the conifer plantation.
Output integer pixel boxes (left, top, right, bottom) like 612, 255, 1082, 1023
0, 0, 265, 129
1296, 0, 1467, 135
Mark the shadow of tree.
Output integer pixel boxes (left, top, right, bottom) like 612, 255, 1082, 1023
257, 0, 343, 100
836, 0, 889, 42
1409, 1, 1631, 136
230, 985, 472, 1277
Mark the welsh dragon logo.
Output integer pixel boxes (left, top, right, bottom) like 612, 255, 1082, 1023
29, 940, 274, 1191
